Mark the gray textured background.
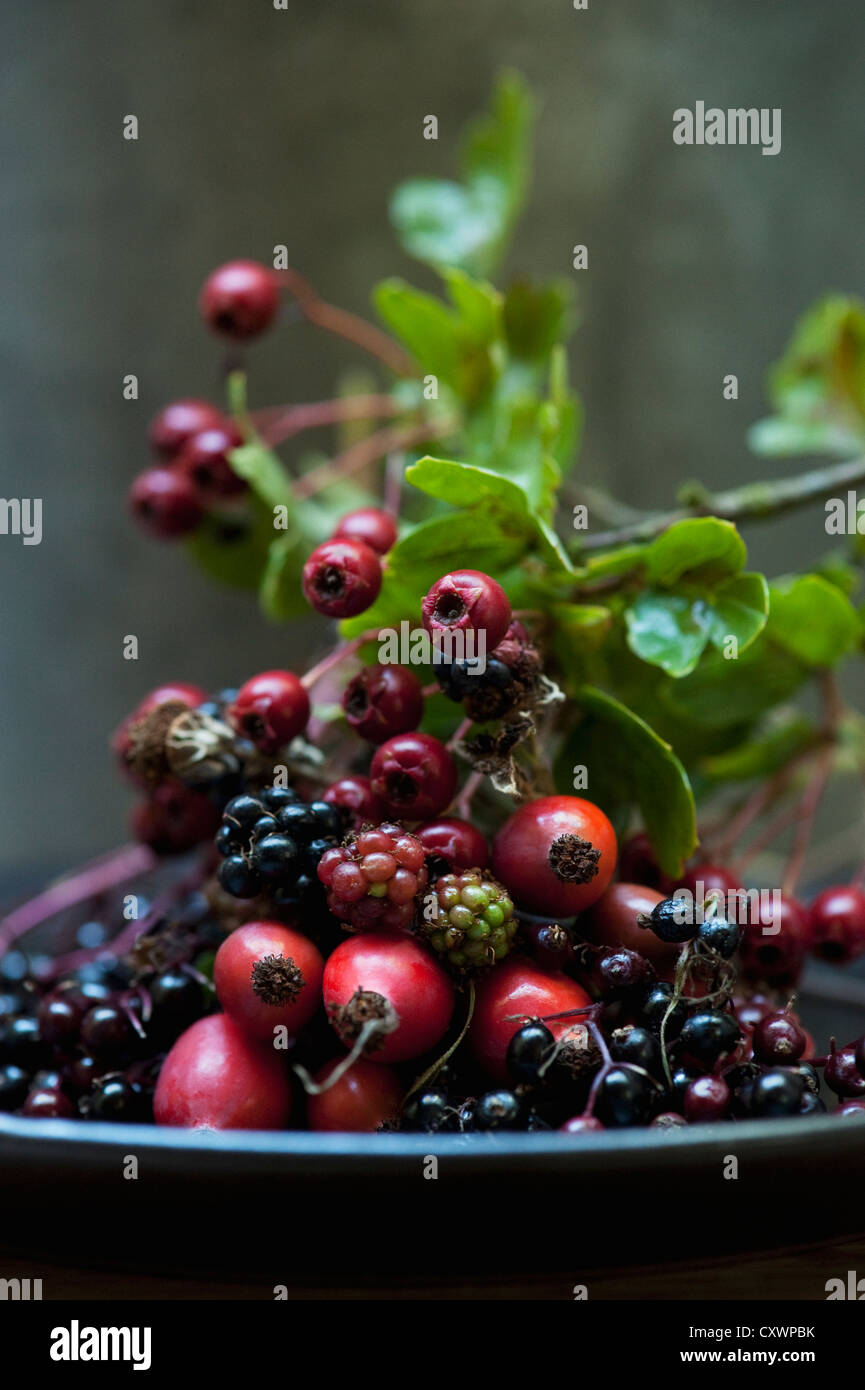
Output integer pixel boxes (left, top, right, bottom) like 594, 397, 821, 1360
1, 0, 864, 880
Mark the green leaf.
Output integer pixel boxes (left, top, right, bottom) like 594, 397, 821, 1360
625, 591, 708, 677
767, 574, 861, 666
228, 442, 292, 511
693, 572, 769, 654
406, 454, 574, 573
185, 500, 275, 591
440, 267, 503, 345
503, 278, 574, 362
557, 686, 697, 877
644, 517, 746, 588
339, 507, 529, 638
373, 279, 462, 382
388, 71, 533, 277
750, 296, 865, 459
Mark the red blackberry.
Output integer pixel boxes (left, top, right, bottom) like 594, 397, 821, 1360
317, 824, 429, 931
420, 868, 517, 972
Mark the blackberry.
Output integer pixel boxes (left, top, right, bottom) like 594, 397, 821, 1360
317, 824, 428, 932
419, 868, 517, 972
216, 786, 342, 902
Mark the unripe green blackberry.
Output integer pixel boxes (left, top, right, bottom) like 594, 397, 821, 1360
421, 869, 517, 972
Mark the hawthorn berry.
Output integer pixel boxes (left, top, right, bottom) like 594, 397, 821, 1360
808, 885, 865, 964
322, 933, 454, 1063
416, 816, 489, 873
856, 1034, 865, 1079
323, 775, 385, 826
228, 670, 310, 752
677, 862, 742, 906
306, 1057, 403, 1132
302, 537, 382, 619
198, 259, 280, 340
154, 1014, 292, 1130
129, 466, 204, 538
422, 569, 511, 653
149, 399, 226, 459
333, 507, 397, 556
369, 732, 457, 820
213, 922, 324, 1042
491, 795, 617, 918
341, 664, 423, 744
177, 424, 247, 499
469, 955, 591, 1083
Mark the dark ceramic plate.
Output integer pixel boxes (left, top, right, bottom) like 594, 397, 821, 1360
1, 857, 864, 1277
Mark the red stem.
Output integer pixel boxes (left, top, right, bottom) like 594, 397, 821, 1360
782, 747, 833, 898
275, 268, 413, 376
0, 844, 156, 959
294, 421, 448, 501
301, 631, 381, 691
252, 395, 401, 447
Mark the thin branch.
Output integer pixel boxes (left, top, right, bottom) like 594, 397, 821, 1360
576, 453, 865, 551
294, 420, 454, 501
275, 268, 413, 376
252, 395, 402, 447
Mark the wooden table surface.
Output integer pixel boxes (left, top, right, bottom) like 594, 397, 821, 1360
5, 1233, 864, 1299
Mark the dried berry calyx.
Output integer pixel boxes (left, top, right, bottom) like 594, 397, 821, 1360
548, 833, 601, 885
420, 868, 518, 972
250, 953, 304, 1006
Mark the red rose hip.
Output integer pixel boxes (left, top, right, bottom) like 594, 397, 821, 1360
808, 885, 865, 964
470, 955, 592, 1083
322, 933, 454, 1063
306, 1057, 403, 1132
154, 1014, 292, 1130
214, 922, 324, 1042
492, 795, 617, 917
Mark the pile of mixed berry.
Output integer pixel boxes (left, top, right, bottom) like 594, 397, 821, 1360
2, 502, 865, 1133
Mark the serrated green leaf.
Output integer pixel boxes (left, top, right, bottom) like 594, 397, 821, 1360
625, 591, 708, 677
555, 686, 697, 877
645, 517, 746, 588
768, 574, 861, 666
693, 572, 769, 654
